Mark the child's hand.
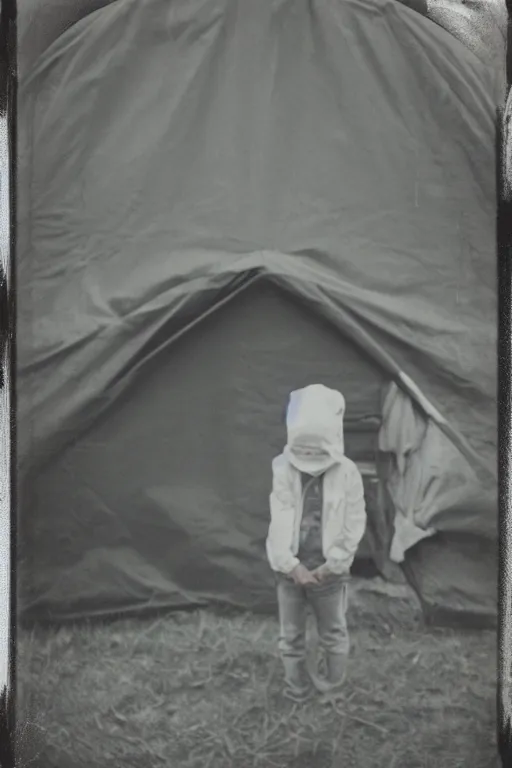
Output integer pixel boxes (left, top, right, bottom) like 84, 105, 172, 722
290, 564, 319, 586
312, 564, 331, 582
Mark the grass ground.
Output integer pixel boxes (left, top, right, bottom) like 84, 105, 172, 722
16, 580, 498, 768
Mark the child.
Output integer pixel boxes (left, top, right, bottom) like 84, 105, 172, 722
266, 384, 367, 703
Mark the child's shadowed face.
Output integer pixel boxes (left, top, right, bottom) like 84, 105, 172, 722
291, 441, 330, 460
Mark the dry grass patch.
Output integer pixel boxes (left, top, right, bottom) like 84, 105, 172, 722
16, 582, 498, 768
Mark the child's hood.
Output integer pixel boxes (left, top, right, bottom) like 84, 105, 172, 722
283, 384, 346, 475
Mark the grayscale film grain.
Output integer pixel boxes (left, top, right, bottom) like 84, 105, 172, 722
16, 1, 507, 766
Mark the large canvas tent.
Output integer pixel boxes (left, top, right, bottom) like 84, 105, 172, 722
18, 0, 504, 626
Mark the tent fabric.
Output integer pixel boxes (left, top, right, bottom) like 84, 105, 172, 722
18, 0, 498, 624
379, 383, 435, 560
378, 382, 493, 561
17, 0, 507, 84
403, 533, 498, 628
18, 0, 118, 79
19, 282, 389, 621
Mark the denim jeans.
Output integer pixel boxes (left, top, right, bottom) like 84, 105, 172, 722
276, 574, 350, 698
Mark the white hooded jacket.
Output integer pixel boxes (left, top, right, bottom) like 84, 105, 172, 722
266, 384, 367, 575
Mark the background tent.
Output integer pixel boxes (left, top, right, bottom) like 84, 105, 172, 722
18, 0, 503, 626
